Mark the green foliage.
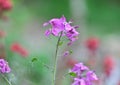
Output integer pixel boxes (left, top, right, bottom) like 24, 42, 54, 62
69, 72, 77, 77
31, 57, 38, 62
69, 50, 73, 54
58, 41, 63, 46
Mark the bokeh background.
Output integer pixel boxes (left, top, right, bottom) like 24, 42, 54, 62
0, 0, 120, 85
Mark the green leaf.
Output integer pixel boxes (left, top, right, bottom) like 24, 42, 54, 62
69, 50, 73, 54
58, 41, 63, 46
31, 57, 38, 62
69, 72, 76, 77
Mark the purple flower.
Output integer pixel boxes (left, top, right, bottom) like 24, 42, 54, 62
70, 63, 89, 76
70, 63, 98, 85
43, 16, 79, 43
86, 71, 98, 81
66, 28, 79, 43
43, 16, 66, 36
66, 28, 79, 45
45, 29, 51, 36
72, 78, 86, 85
0, 59, 11, 73
63, 51, 70, 57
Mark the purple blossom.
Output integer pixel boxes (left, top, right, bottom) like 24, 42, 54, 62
70, 63, 98, 85
66, 28, 79, 42
72, 78, 86, 85
0, 59, 11, 73
86, 71, 98, 81
70, 63, 89, 76
63, 51, 70, 57
45, 29, 51, 36
43, 16, 79, 43
43, 16, 66, 36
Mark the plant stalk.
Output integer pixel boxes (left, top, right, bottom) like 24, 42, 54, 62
52, 32, 63, 85
1, 74, 12, 85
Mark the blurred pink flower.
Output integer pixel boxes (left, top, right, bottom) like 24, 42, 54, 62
103, 55, 115, 77
0, 30, 6, 38
0, 0, 12, 19
0, 0, 12, 11
118, 81, 120, 85
67, 58, 78, 67
86, 37, 99, 53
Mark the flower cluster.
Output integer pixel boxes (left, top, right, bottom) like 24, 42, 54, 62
0, 59, 11, 73
43, 16, 79, 44
10, 43, 28, 57
70, 63, 98, 85
0, 0, 12, 17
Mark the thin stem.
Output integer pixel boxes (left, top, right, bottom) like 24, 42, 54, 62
38, 60, 54, 71
52, 32, 63, 85
55, 73, 69, 80
1, 74, 12, 85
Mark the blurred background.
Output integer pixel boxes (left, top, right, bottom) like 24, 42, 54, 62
0, 0, 120, 85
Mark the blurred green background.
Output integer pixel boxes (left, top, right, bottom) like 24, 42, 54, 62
0, 0, 120, 85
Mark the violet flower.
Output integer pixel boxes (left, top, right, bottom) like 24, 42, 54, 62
0, 59, 11, 73
70, 63, 98, 85
43, 16, 79, 44
63, 51, 70, 57
72, 78, 86, 85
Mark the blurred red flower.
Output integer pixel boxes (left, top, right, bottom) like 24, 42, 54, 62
0, 0, 12, 18
10, 43, 28, 57
103, 56, 115, 77
0, 0, 12, 11
66, 58, 78, 67
118, 81, 120, 85
0, 30, 6, 38
86, 37, 99, 53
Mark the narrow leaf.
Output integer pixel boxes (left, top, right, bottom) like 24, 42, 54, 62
69, 72, 76, 77
31, 57, 38, 62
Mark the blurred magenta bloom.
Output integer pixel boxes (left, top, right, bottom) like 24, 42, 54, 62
0, 0, 12, 18
70, 63, 98, 85
43, 16, 79, 44
10, 43, 28, 57
0, 0, 12, 11
0, 59, 11, 73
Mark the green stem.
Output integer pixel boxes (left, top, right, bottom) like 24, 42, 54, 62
1, 74, 12, 85
39, 60, 53, 71
52, 32, 63, 85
